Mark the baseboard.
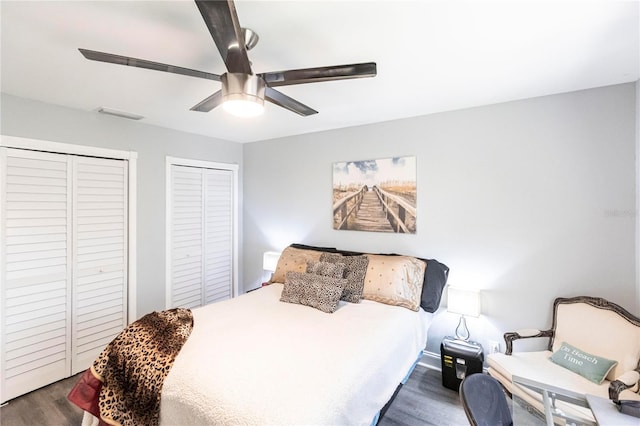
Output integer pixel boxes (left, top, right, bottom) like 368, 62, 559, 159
417, 350, 441, 371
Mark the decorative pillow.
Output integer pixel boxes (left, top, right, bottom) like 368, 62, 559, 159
550, 341, 618, 384
285, 243, 450, 312
306, 260, 346, 278
270, 246, 323, 284
319, 253, 369, 303
420, 259, 449, 313
361, 255, 426, 311
280, 271, 347, 313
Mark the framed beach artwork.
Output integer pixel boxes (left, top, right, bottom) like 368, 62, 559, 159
332, 156, 416, 233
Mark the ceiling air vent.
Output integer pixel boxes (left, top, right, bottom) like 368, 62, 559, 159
97, 107, 144, 120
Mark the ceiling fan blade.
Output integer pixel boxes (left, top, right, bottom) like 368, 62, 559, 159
190, 90, 224, 112
195, 0, 252, 75
261, 62, 376, 87
79, 48, 221, 81
265, 87, 318, 116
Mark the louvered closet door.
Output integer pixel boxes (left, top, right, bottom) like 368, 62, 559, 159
169, 165, 233, 308
170, 165, 204, 308
72, 156, 127, 373
1, 148, 72, 402
203, 169, 233, 304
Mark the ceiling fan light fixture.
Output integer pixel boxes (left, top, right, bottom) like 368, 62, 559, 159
223, 97, 264, 117
80, 1, 377, 117
222, 73, 265, 117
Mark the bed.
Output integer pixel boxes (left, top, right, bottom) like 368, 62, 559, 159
70, 245, 449, 426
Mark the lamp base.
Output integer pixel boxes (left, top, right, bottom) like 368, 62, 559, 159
454, 315, 471, 341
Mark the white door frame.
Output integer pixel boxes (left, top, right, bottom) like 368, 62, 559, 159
165, 156, 239, 309
0, 135, 137, 404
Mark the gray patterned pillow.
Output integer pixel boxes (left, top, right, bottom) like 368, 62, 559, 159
306, 260, 346, 278
280, 271, 347, 313
319, 253, 369, 303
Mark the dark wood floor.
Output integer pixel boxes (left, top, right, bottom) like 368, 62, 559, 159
0, 365, 469, 425
0, 373, 85, 426
379, 365, 469, 426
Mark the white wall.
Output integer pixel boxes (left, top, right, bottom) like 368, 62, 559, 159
243, 83, 638, 356
1, 93, 244, 317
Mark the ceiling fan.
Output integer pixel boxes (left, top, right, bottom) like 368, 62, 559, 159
79, 0, 377, 117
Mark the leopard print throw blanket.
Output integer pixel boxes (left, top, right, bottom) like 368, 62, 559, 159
90, 308, 193, 426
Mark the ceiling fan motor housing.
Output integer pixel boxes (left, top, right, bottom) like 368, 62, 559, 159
222, 73, 265, 105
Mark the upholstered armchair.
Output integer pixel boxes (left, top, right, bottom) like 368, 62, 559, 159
487, 296, 640, 423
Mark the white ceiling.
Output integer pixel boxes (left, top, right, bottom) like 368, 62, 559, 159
1, 1, 638, 143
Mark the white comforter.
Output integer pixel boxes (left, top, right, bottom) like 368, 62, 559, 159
159, 284, 431, 426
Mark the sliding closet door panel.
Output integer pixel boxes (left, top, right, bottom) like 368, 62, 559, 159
204, 169, 233, 304
72, 157, 128, 373
170, 165, 204, 309
1, 148, 72, 402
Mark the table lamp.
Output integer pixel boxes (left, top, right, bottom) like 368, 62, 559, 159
262, 251, 280, 272
447, 286, 481, 341
262, 251, 280, 283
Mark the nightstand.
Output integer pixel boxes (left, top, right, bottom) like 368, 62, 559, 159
440, 336, 484, 391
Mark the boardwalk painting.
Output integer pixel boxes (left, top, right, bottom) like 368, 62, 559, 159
333, 156, 416, 233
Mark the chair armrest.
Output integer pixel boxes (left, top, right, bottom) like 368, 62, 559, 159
609, 370, 640, 401
504, 328, 554, 355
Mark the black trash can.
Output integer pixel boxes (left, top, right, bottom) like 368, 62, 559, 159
440, 336, 484, 391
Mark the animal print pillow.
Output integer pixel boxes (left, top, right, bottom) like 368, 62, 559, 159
306, 260, 346, 278
280, 271, 347, 313
319, 253, 369, 303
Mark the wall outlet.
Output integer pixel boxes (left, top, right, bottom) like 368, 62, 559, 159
489, 340, 500, 354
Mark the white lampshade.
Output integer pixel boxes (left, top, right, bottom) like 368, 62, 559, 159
447, 286, 481, 318
262, 251, 281, 272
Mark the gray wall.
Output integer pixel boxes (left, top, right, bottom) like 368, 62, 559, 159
2, 83, 637, 358
243, 83, 638, 356
1, 93, 244, 317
